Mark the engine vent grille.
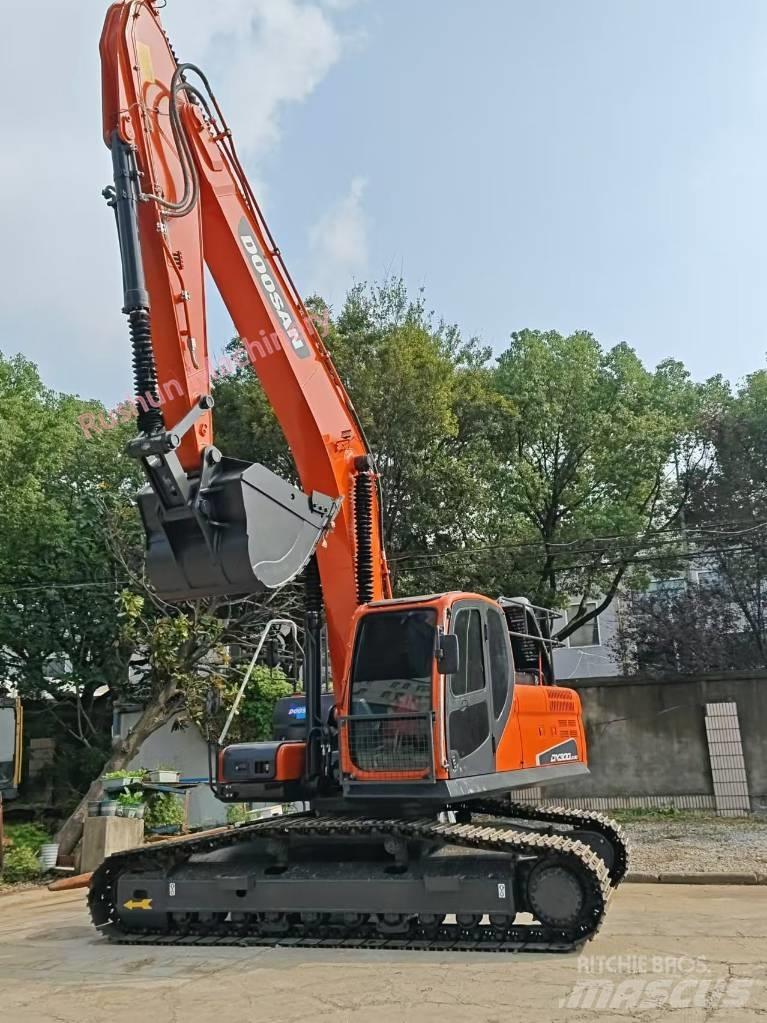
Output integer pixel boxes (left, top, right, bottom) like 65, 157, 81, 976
547, 692, 576, 714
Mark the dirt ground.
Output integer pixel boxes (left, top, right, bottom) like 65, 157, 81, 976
622, 816, 767, 875
1, 884, 766, 1022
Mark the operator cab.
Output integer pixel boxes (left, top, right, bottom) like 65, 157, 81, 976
338, 592, 586, 801
339, 593, 515, 793
212, 592, 587, 806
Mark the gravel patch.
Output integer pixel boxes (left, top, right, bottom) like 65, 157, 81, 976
622, 816, 767, 875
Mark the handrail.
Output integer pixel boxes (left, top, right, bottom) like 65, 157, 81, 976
217, 619, 299, 746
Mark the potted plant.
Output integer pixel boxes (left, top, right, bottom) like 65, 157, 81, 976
144, 763, 181, 785
144, 792, 185, 835
101, 768, 144, 793
100, 798, 118, 816
117, 792, 145, 819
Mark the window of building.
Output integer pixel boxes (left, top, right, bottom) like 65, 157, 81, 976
565, 602, 600, 647
696, 570, 720, 589
647, 577, 685, 594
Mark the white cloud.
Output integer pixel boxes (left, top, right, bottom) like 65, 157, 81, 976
308, 176, 369, 303
319, 0, 361, 10
164, 0, 346, 158
0, 0, 355, 404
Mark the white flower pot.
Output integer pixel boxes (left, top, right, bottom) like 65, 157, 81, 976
39, 844, 59, 870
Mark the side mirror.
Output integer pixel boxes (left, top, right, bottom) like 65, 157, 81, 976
437, 633, 460, 676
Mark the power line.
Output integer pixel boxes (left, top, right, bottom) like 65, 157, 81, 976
0, 581, 131, 594
393, 524, 767, 566
1, 524, 764, 593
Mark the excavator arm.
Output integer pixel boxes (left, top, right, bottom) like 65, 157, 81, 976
100, 1, 390, 684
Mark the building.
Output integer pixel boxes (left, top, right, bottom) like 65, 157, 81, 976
552, 599, 622, 680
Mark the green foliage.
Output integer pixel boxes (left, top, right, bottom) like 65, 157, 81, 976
4, 823, 50, 854
688, 370, 767, 661
0, 352, 140, 791
196, 665, 293, 745
214, 280, 504, 596
144, 792, 185, 828
232, 667, 293, 743
212, 288, 720, 641
331, 282, 502, 592
1, 846, 40, 884
2, 826, 49, 885
103, 769, 143, 780
491, 331, 707, 635
117, 791, 144, 807
5, 276, 767, 825
226, 804, 252, 825
117, 589, 230, 711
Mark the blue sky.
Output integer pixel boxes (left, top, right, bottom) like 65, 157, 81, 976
3, 0, 767, 405
270, 0, 767, 383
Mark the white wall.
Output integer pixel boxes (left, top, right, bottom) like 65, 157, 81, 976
119, 710, 229, 827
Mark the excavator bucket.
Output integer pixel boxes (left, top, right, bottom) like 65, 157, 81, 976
136, 455, 339, 602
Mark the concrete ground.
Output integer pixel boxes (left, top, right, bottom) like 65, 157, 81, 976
1, 885, 766, 1022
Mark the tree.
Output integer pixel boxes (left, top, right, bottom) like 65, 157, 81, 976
330, 282, 504, 593
213, 280, 506, 594
0, 353, 141, 777
54, 571, 305, 855
613, 582, 761, 676
688, 370, 767, 660
0, 353, 300, 853
490, 331, 708, 640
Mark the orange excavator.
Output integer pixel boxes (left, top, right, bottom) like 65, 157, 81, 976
89, 0, 627, 952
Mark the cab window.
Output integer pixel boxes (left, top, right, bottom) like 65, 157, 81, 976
350, 608, 436, 715
487, 608, 511, 717
451, 608, 485, 696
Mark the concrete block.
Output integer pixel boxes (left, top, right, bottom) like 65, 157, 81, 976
80, 816, 144, 873
29, 738, 56, 750
659, 872, 758, 885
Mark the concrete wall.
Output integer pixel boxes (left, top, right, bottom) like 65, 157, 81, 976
550, 671, 767, 811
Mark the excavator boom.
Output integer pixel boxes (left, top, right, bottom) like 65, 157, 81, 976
100, 1, 390, 683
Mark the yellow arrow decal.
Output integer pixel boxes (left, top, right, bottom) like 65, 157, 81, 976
123, 898, 153, 911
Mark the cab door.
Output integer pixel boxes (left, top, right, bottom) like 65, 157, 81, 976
445, 601, 494, 778
486, 604, 514, 751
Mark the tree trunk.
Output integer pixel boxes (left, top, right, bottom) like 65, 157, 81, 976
55, 696, 176, 858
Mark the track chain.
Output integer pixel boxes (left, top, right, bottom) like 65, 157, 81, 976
468, 799, 630, 886
89, 811, 612, 953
